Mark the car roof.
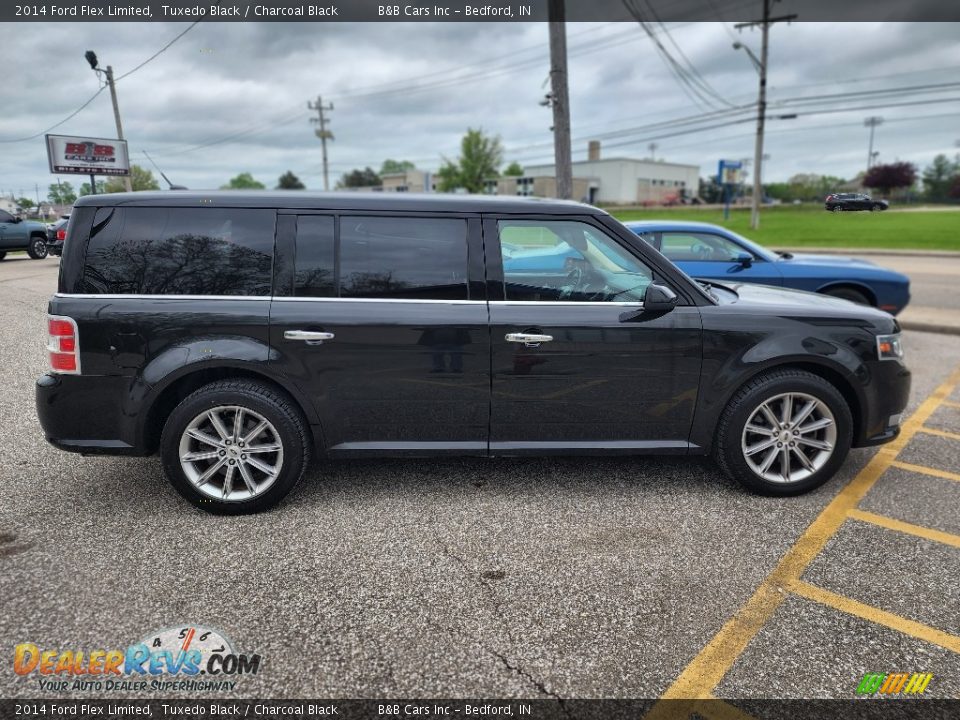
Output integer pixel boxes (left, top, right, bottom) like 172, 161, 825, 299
622, 220, 732, 233
73, 190, 607, 216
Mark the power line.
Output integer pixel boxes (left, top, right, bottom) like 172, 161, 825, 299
114, 20, 202, 82
0, 87, 105, 143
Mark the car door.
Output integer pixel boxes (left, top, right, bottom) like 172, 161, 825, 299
485, 215, 702, 451
269, 212, 490, 455
0, 210, 18, 248
659, 231, 784, 287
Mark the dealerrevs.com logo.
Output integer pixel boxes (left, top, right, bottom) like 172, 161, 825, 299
856, 672, 933, 696
13, 625, 262, 692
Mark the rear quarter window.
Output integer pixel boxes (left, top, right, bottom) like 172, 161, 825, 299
79, 207, 276, 296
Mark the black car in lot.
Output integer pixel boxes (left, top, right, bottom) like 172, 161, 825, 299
825, 193, 889, 212
45, 215, 70, 256
36, 192, 910, 513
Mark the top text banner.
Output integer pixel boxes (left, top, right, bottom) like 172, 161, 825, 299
4, 0, 959, 22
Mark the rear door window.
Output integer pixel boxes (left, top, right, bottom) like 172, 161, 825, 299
80, 207, 276, 295
293, 215, 469, 300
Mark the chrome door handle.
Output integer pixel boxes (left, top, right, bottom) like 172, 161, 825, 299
506, 332, 553, 347
284, 330, 335, 342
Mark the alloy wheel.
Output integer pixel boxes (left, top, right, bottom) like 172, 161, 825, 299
741, 392, 837, 484
178, 405, 284, 501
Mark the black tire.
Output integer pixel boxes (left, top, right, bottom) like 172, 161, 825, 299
0, 251, 6, 261
871, 204, 884, 212
823, 286, 871, 306
160, 379, 311, 514
713, 369, 853, 496
832, 206, 843, 213
26, 235, 48, 259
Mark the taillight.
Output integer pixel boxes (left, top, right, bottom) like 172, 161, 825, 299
47, 315, 80, 374
56, 228, 66, 241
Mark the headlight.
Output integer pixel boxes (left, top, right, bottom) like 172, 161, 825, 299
877, 333, 904, 361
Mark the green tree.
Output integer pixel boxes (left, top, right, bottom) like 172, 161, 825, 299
379, 159, 416, 175
436, 128, 504, 193
48, 182, 77, 205
104, 165, 161, 193
221, 172, 266, 190
503, 161, 524, 177
15, 197, 34, 210
921, 154, 959, 202
79, 180, 107, 196
336, 167, 381, 189
276, 171, 306, 189
864, 162, 917, 196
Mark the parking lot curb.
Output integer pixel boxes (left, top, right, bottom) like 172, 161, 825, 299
773, 247, 960, 258
899, 320, 960, 337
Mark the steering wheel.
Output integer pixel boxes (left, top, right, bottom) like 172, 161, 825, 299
693, 243, 711, 259
559, 265, 586, 300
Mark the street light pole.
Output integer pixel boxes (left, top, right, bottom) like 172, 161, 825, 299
85, 51, 133, 193
864, 116, 884, 171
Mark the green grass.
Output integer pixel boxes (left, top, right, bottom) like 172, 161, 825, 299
609, 205, 960, 251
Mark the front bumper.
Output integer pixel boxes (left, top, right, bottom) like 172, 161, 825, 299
853, 359, 911, 447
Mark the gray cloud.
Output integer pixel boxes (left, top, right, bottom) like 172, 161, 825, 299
1, 21, 958, 198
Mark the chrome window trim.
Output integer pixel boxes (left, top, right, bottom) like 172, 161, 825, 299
55, 293, 644, 308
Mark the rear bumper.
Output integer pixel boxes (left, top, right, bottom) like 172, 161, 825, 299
853, 360, 911, 448
36, 373, 149, 456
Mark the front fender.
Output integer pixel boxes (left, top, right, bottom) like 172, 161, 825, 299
690, 327, 871, 451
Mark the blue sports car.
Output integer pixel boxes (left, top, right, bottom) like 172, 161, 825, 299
622, 221, 909, 314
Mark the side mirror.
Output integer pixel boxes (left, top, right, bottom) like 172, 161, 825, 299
12, 217, 23, 224
735, 252, 753, 268
620, 283, 678, 322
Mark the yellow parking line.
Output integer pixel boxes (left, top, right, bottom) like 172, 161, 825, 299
941, 400, 960, 410
848, 508, 960, 549
790, 579, 960, 654
919, 426, 960, 442
890, 460, 960, 484
692, 698, 758, 720
644, 365, 960, 713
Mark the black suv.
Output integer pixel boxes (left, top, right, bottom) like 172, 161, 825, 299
825, 193, 889, 212
36, 192, 910, 513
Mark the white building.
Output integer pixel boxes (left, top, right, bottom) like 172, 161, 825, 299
522, 141, 700, 205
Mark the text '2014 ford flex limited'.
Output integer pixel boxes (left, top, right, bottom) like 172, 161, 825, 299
36, 192, 910, 514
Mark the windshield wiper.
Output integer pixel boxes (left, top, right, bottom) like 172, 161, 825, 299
696, 279, 719, 301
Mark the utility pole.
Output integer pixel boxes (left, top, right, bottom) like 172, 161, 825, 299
104, 66, 132, 193
85, 52, 132, 192
308, 96, 335, 191
736, 1, 795, 230
864, 116, 884, 171
547, 0, 572, 200
647, 142, 658, 160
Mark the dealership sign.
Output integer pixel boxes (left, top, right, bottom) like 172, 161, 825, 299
45, 134, 130, 176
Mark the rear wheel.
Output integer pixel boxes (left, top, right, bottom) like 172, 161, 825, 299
832, 206, 843, 213
823, 286, 871, 306
26, 236, 48, 259
160, 379, 311, 514
714, 369, 852, 496
0, 252, 6, 261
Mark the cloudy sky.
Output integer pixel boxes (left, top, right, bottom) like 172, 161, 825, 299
2, 20, 959, 198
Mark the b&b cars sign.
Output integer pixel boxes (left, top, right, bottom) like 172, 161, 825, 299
45, 134, 130, 176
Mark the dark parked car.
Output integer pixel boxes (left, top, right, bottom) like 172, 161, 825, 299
625, 221, 910, 314
46, 215, 70, 257
825, 193, 888, 212
0, 209, 50, 260
37, 192, 910, 513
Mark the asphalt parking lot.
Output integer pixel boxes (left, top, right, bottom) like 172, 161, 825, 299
1, 255, 959, 707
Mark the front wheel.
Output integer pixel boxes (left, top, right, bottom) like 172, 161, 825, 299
714, 369, 852, 496
0, 251, 6, 261
160, 379, 311, 514
871, 204, 884, 212
824, 286, 871, 306
26, 236, 48, 259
